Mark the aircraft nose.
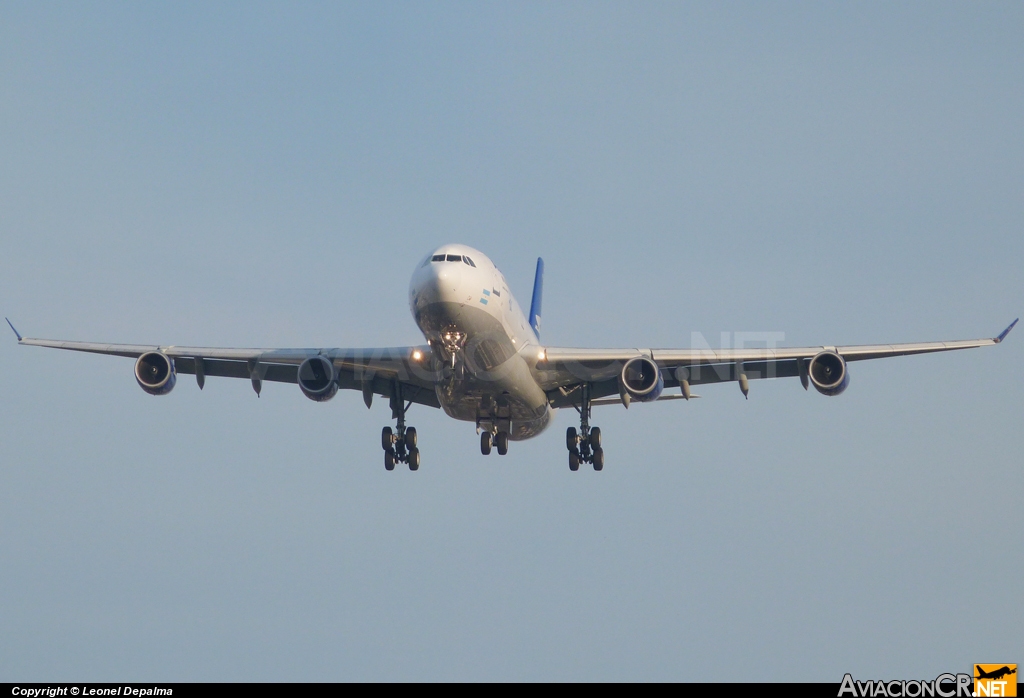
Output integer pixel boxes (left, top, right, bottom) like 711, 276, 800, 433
419, 262, 460, 304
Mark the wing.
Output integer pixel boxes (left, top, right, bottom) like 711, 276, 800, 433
537, 319, 1018, 408
10, 325, 440, 408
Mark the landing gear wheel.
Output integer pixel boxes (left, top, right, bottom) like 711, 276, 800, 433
382, 426, 394, 451
405, 427, 417, 449
566, 427, 578, 451
592, 447, 604, 471
589, 427, 601, 449
384, 450, 395, 471
480, 431, 492, 456
496, 431, 509, 456
408, 448, 420, 471
569, 451, 580, 471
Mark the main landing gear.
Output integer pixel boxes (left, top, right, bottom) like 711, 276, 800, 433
478, 397, 511, 457
480, 429, 510, 456
382, 381, 420, 471
567, 383, 603, 471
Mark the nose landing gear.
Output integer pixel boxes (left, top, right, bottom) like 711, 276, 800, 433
567, 384, 603, 471
382, 381, 420, 471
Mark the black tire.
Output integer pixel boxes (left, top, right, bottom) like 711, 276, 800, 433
480, 431, 492, 456
409, 448, 420, 471
569, 451, 580, 471
592, 447, 604, 471
384, 450, 395, 471
566, 427, 578, 451
405, 427, 417, 449
590, 427, 601, 449
382, 427, 394, 451
496, 431, 509, 456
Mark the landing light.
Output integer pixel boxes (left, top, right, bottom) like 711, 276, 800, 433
411, 349, 423, 361
537, 349, 546, 362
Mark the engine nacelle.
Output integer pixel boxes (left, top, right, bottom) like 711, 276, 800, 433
619, 356, 664, 403
808, 351, 849, 396
135, 351, 176, 396
298, 355, 338, 402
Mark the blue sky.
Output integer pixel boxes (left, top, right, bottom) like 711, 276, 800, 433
1, 2, 1021, 681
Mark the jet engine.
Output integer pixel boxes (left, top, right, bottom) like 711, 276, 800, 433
808, 350, 849, 396
298, 355, 338, 402
619, 356, 664, 403
134, 351, 176, 396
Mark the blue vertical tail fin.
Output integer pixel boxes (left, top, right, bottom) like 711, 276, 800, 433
529, 257, 543, 338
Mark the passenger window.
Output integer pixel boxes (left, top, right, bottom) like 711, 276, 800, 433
463, 256, 475, 267
446, 254, 462, 262
431, 254, 445, 262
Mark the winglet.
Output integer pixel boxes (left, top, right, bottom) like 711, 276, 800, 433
995, 318, 1018, 343
5, 318, 22, 342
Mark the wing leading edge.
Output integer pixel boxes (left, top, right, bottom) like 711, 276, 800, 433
11, 333, 441, 408
7, 318, 1018, 410
538, 319, 1018, 407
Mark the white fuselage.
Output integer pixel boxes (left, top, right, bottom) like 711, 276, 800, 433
408, 244, 551, 439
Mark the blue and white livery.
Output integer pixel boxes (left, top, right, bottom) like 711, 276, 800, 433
7, 245, 1017, 472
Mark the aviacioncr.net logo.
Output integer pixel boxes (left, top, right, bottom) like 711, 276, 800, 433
839, 673, 973, 698
974, 665, 1017, 697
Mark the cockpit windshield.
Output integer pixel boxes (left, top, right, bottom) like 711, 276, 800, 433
430, 253, 475, 265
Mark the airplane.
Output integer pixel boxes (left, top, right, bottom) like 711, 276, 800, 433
975, 666, 1016, 681
6, 244, 1018, 472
